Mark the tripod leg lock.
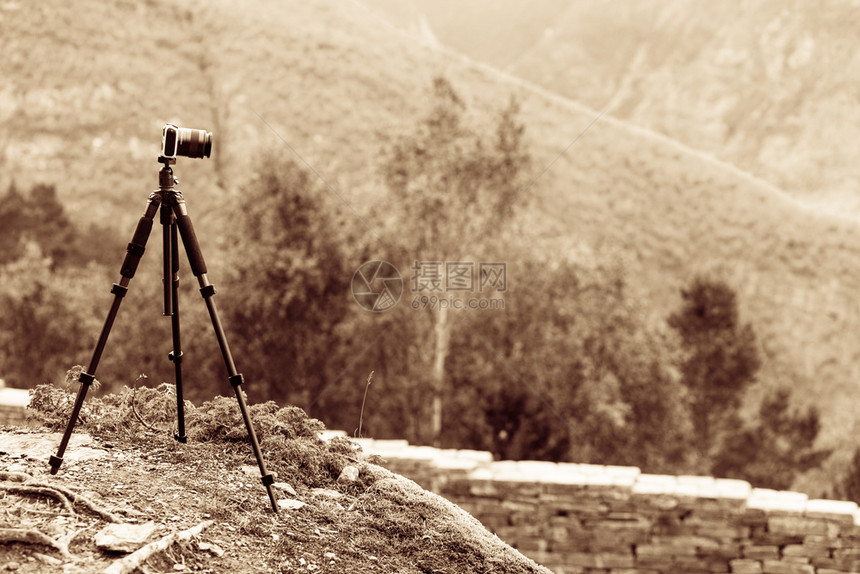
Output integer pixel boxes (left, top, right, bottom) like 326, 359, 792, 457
168, 351, 183, 364
78, 372, 96, 386
48, 455, 63, 474
200, 284, 216, 298
261, 473, 275, 487
110, 283, 129, 298
228, 374, 244, 388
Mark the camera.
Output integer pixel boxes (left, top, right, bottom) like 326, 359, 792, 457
161, 124, 212, 159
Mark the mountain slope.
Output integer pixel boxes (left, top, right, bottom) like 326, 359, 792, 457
4, 0, 860, 490
362, 0, 860, 215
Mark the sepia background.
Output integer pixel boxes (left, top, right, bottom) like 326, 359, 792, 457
1, 0, 859, 501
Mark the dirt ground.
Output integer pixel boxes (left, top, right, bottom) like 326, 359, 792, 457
0, 417, 551, 574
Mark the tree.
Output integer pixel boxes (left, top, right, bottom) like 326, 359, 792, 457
382, 76, 531, 445
0, 181, 126, 389
0, 181, 27, 264
839, 447, 860, 503
0, 245, 104, 387
0, 181, 120, 268
668, 275, 761, 460
217, 152, 352, 410
712, 388, 829, 489
667, 274, 827, 485
445, 255, 695, 472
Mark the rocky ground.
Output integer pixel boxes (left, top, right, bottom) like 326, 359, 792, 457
0, 385, 551, 574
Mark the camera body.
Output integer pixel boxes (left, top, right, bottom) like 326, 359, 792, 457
161, 124, 212, 159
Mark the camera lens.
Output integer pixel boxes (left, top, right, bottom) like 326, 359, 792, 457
176, 128, 212, 158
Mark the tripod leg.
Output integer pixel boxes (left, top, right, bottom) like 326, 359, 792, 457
172, 202, 279, 513
162, 206, 187, 443
50, 196, 160, 475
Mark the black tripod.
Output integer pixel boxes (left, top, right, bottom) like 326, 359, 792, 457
49, 156, 279, 513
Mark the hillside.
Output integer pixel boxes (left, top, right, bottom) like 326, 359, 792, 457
4, 0, 860, 491
0, 386, 549, 573
361, 0, 860, 215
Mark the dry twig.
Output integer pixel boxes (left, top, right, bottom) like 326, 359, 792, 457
355, 371, 374, 438
131, 382, 162, 434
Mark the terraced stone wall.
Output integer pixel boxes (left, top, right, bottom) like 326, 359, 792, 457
342, 434, 860, 574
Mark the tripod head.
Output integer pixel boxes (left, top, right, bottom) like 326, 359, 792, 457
157, 156, 179, 189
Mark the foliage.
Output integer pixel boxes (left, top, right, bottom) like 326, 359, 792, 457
27, 381, 142, 436
0, 251, 108, 387
4, 0, 860, 500
383, 75, 531, 259
317, 305, 436, 443
446, 255, 695, 473
838, 447, 860, 504
217, 151, 354, 409
2, 0, 851, 497
0, 181, 125, 389
668, 275, 761, 458
26, 382, 354, 489
186, 396, 325, 442
0, 181, 120, 268
668, 275, 827, 485
186, 395, 350, 488
712, 388, 831, 489
378, 75, 532, 445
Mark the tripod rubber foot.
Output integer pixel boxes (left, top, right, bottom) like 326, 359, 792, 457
48, 455, 63, 475
174, 433, 187, 444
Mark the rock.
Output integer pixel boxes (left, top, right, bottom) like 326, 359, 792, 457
94, 521, 158, 553
33, 552, 62, 566
0, 432, 108, 463
337, 465, 359, 484
198, 542, 225, 557
5, 562, 20, 571
277, 498, 307, 510
311, 488, 343, 499
273, 482, 297, 496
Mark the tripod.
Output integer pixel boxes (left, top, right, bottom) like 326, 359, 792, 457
49, 156, 279, 513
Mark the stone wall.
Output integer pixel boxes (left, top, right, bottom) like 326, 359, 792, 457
336, 433, 860, 574
2, 393, 857, 574
0, 382, 29, 426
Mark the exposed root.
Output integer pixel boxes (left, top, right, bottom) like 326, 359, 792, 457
0, 527, 72, 558
0, 471, 32, 483
28, 482, 123, 523
102, 520, 214, 574
1, 473, 123, 523
0, 484, 75, 515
